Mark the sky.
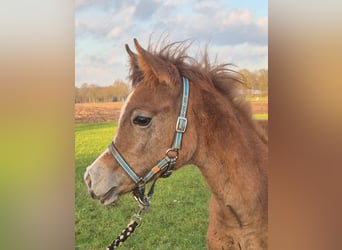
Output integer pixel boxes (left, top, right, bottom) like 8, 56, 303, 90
75, 0, 268, 87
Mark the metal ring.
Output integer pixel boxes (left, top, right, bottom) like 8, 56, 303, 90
165, 148, 179, 158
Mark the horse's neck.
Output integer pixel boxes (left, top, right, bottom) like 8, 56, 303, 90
196, 142, 267, 226
191, 92, 268, 229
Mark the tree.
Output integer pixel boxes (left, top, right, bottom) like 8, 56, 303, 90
240, 69, 257, 90
239, 69, 268, 94
257, 69, 268, 92
112, 80, 130, 101
74, 80, 130, 103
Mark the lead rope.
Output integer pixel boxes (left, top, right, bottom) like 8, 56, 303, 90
105, 149, 178, 249
106, 210, 142, 250
106, 180, 157, 249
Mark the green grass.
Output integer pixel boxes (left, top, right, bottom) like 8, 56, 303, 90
75, 122, 210, 250
253, 113, 268, 120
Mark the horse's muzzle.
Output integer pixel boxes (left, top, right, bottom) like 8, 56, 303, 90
84, 169, 92, 189
83, 165, 121, 206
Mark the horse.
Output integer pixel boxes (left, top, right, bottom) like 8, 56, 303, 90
84, 38, 268, 250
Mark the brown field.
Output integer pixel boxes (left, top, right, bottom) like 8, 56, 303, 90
75, 101, 267, 126
251, 101, 268, 115
74, 102, 124, 123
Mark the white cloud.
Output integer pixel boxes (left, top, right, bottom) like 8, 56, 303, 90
196, 42, 268, 71
223, 9, 253, 26
134, 0, 163, 20
256, 16, 268, 31
75, 0, 268, 86
107, 27, 122, 38
163, 0, 191, 6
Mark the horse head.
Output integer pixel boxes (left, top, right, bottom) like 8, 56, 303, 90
84, 39, 197, 205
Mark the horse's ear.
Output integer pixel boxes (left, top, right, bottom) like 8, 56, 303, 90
133, 38, 178, 86
125, 44, 144, 87
125, 43, 137, 60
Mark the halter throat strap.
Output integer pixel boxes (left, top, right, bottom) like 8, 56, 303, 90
109, 77, 189, 185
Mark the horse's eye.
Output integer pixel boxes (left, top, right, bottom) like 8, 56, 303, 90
133, 116, 152, 127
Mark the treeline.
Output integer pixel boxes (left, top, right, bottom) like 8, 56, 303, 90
75, 80, 130, 103
239, 69, 268, 94
75, 69, 267, 103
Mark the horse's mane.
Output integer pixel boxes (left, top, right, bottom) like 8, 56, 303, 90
129, 38, 268, 143
145, 39, 247, 106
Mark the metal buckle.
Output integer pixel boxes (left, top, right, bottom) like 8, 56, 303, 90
176, 116, 187, 133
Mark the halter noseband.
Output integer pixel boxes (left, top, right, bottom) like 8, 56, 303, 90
108, 77, 189, 205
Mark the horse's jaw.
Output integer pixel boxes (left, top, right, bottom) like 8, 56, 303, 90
98, 186, 120, 206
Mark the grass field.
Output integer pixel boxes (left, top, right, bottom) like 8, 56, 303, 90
245, 95, 268, 102
75, 110, 268, 249
75, 122, 211, 250
253, 113, 268, 120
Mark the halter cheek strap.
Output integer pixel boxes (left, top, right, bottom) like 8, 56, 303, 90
106, 77, 189, 249
109, 77, 189, 186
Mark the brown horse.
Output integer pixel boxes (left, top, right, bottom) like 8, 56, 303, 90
84, 38, 268, 249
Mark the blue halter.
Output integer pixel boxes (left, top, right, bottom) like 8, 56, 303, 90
109, 77, 189, 209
